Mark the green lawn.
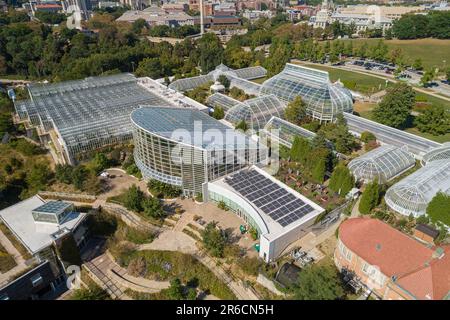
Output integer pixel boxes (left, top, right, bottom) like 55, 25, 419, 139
336, 38, 450, 71
300, 63, 392, 94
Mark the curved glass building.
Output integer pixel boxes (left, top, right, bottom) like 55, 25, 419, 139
385, 159, 450, 217
348, 145, 415, 183
421, 142, 450, 166
224, 94, 285, 130
260, 64, 353, 122
131, 107, 266, 196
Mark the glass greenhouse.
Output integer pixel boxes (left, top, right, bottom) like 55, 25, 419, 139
421, 142, 450, 166
348, 145, 416, 183
385, 159, 450, 217
260, 64, 353, 122
260, 116, 316, 148
206, 93, 241, 111
224, 95, 285, 130
168, 64, 267, 92
16, 73, 171, 164
229, 77, 262, 96
131, 107, 266, 196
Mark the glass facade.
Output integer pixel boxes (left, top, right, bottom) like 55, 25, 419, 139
15, 73, 171, 164
208, 190, 261, 236
261, 116, 316, 148
348, 145, 415, 183
260, 64, 353, 122
132, 107, 265, 196
385, 159, 450, 217
421, 142, 450, 166
224, 94, 285, 130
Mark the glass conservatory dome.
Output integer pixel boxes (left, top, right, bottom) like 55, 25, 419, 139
348, 145, 415, 183
421, 142, 450, 166
260, 64, 353, 122
385, 159, 450, 217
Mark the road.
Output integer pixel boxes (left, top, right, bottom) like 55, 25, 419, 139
344, 112, 441, 158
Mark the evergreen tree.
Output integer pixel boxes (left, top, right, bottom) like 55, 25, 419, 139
312, 158, 326, 183
359, 180, 380, 214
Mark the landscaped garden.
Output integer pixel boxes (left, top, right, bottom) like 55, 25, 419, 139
0, 242, 16, 273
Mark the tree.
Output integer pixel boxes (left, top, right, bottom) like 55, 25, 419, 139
415, 105, 450, 136
197, 33, 224, 73
373, 83, 415, 129
427, 192, 450, 227
412, 58, 423, 71
359, 180, 380, 214
360, 131, 376, 143
329, 164, 354, 197
284, 96, 307, 125
392, 14, 430, 40
167, 278, 184, 300
290, 136, 312, 165
56, 235, 82, 267
421, 68, 435, 86
217, 74, 230, 90
25, 162, 52, 192
312, 158, 326, 183
201, 221, 226, 257
71, 165, 88, 190
55, 164, 74, 184
212, 106, 225, 120
235, 120, 248, 132
124, 184, 144, 212
142, 196, 165, 219
92, 153, 109, 174
292, 265, 345, 300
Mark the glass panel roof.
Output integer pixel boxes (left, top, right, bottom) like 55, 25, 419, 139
348, 145, 415, 183
224, 94, 285, 130
20, 74, 171, 157
421, 142, 450, 165
260, 64, 353, 121
262, 116, 316, 148
385, 159, 450, 216
131, 107, 253, 150
206, 93, 241, 111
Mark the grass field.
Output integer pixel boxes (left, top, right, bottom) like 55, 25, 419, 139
300, 63, 392, 94
335, 38, 450, 71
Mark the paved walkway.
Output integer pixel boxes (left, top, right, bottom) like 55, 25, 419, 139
0, 229, 28, 287
138, 227, 259, 300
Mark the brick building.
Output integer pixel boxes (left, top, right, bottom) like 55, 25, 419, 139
335, 218, 450, 300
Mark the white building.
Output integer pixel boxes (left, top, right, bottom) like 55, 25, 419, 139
310, 0, 396, 34
0, 196, 88, 258
206, 166, 325, 262
116, 6, 197, 26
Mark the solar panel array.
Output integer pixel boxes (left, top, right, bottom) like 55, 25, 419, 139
224, 170, 315, 227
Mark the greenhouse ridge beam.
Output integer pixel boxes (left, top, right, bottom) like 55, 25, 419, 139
344, 112, 441, 160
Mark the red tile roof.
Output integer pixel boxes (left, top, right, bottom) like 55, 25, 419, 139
339, 218, 450, 300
